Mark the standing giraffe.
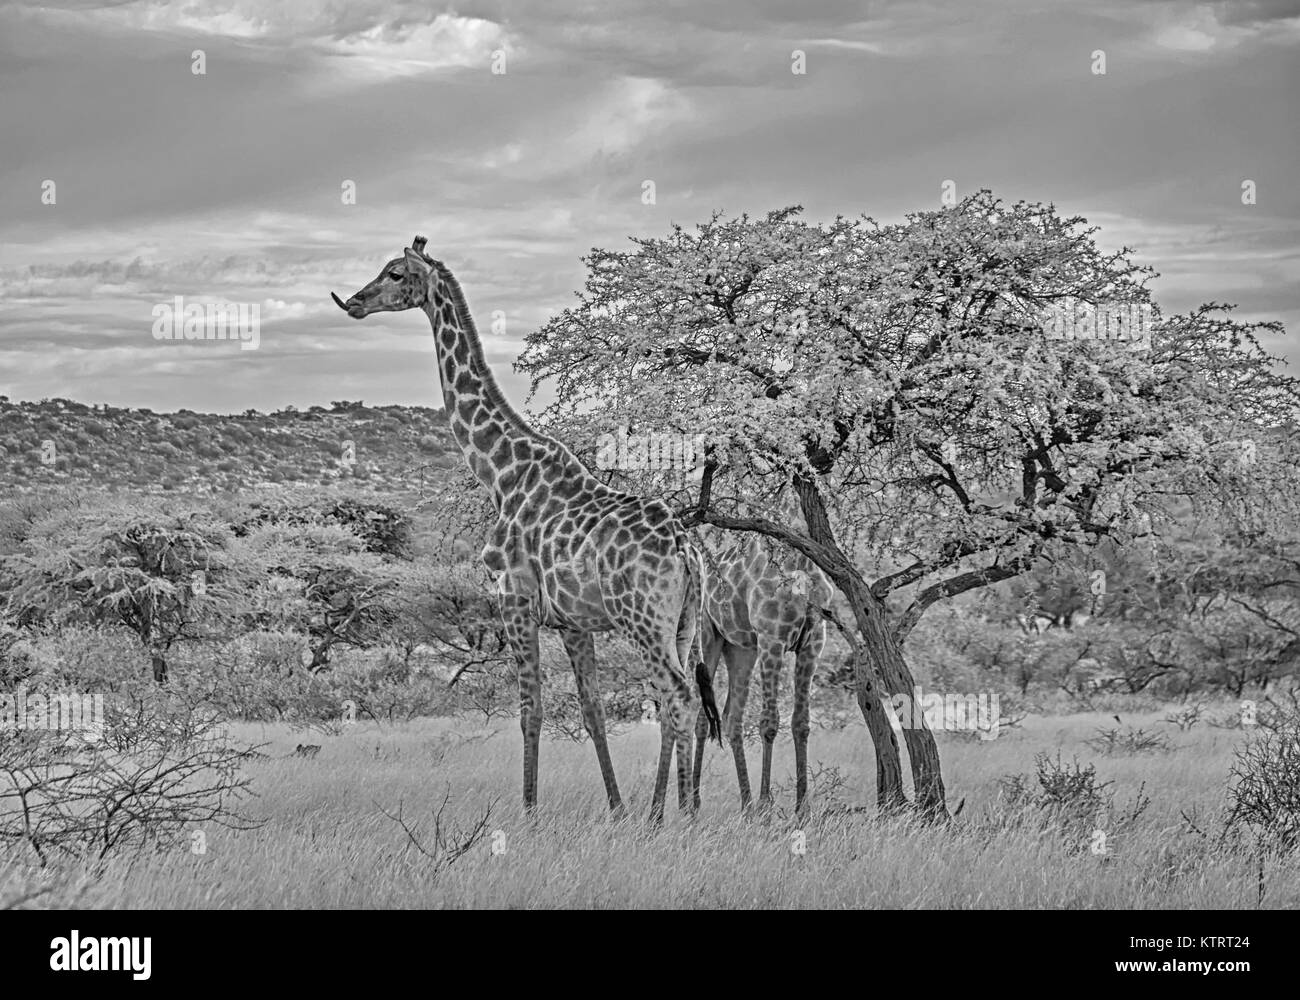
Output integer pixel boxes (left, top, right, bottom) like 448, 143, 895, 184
334, 238, 720, 818
677, 525, 832, 816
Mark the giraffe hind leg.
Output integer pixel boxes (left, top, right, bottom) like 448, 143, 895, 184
636, 638, 696, 821
721, 643, 757, 812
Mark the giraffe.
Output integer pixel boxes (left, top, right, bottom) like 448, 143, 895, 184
675, 524, 833, 816
334, 237, 721, 818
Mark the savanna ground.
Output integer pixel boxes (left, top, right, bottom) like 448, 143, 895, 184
10, 705, 1294, 909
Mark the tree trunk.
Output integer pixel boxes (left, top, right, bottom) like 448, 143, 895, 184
794, 475, 948, 820
848, 643, 908, 813
840, 573, 949, 820
307, 644, 331, 673
151, 652, 168, 685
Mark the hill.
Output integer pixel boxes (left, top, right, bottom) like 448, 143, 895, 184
0, 396, 461, 495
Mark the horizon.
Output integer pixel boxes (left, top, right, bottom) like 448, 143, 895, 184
0, 394, 450, 417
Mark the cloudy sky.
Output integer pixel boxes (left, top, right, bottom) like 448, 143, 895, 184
1, 0, 1297, 415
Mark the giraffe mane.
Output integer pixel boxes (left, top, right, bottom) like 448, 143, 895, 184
433, 260, 597, 484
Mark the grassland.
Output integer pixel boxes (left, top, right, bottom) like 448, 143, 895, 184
16, 707, 1295, 909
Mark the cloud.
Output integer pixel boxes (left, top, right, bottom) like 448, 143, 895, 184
1, 0, 1296, 414
1214, 0, 1300, 25
1129, 0, 1300, 52
1154, 22, 1219, 51
314, 14, 513, 81
14, 1, 516, 81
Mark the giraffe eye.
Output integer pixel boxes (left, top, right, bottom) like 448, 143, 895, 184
387, 270, 405, 282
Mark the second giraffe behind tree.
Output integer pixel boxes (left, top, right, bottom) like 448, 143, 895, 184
683, 525, 832, 817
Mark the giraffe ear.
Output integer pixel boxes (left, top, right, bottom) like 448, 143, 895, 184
404, 246, 431, 272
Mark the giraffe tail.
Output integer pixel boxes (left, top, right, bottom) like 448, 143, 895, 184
791, 612, 814, 655
696, 659, 721, 745
681, 538, 722, 745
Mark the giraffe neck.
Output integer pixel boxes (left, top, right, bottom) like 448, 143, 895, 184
421, 269, 582, 508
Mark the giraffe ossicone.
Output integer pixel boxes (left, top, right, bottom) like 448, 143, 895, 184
334, 238, 721, 818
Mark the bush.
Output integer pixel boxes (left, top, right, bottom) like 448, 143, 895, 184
1226, 723, 1300, 854
993, 752, 1149, 853
1084, 723, 1174, 755
0, 688, 260, 868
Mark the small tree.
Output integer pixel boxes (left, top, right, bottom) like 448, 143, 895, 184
234, 520, 400, 673
388, 561, 510, 682
5, 500, 235, 683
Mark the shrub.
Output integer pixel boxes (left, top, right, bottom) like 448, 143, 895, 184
1084, 723, 1174, 755
993, 752, 1149, 853
0, 688, 260, 868
1162, 703, 1206, 731
1226, 723, 1300, 854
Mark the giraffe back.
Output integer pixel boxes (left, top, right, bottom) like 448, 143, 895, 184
696, 527, 829, 653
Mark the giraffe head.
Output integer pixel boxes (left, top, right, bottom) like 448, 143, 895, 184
332, 236, 439, 319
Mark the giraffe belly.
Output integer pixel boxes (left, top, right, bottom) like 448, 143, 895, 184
534, 593, 613, 631
532, 560, 615, 631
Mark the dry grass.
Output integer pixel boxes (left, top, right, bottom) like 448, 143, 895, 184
9, 708, 1299, 909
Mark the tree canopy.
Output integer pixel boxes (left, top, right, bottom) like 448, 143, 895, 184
516, 191, 1300, 815
520, 191, 1300, 634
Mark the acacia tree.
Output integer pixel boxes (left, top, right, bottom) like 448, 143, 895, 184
388, 561, 511, 682
5, 501, 235, 683
517, 191, 1299, 817
1158, 522, 1300, 694
234, 520, 401, 673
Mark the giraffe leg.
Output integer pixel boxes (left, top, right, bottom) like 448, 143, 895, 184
561, 630, 623, 815
638, 643, 696, 821
670, 687, 695, 815
691, 625, 726, 810
721, 644, 757, 811
501, 594, 542, 811
650, 704, 673, 825
757, 640, 783, 807
792, 623, 821, 818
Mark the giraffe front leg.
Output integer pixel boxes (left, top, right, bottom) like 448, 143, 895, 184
792, 625, 820, 819
721, 644, 756, 812
757, 641, 782, 808
501, 595, 542, 812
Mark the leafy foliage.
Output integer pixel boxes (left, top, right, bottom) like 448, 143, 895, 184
518, 192, 1300, 637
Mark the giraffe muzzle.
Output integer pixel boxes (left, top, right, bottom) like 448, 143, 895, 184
332, 291, 366, 318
